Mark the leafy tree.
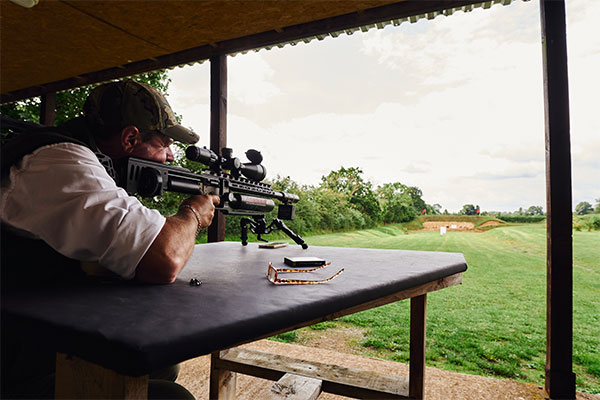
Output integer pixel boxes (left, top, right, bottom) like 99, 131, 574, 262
459, 204, 479, 215
575, 201, 593, 215
1, 71, 171, 126
320, 167, 381, 226
377, 183, 416, 223
594, 198, 600, 213
404, 186, 427, 215
526, 205, 544, 216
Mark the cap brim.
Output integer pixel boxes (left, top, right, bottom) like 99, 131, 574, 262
160, 125, 200, 144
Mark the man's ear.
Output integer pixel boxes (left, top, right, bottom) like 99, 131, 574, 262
120, 126, 141, 154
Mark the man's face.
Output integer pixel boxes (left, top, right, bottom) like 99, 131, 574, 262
131, 132, 175, 164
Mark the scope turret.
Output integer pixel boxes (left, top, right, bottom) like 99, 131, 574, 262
185, 145, 267, 182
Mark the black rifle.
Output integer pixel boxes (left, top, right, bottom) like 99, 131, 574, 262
123, 146, 308, 249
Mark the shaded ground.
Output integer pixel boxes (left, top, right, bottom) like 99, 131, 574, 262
177, 339, 598, 399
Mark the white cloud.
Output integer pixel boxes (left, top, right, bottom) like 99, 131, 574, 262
168, 0, 598, 212
229, 52, 281, 105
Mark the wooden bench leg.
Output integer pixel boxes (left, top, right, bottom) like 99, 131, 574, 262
409, 294, 427, 399
55, 353, 148, 399
210, 351, 237, 400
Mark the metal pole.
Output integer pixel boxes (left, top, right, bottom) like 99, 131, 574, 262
539, 1, 575, 398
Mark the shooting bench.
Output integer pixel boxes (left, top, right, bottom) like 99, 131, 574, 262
210, 273, 461, 399
1, 242, 466, 399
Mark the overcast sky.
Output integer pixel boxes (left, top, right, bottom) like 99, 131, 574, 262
166, 0, 598, 213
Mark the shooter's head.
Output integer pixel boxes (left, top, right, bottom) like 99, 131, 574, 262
84, 80, 199, 145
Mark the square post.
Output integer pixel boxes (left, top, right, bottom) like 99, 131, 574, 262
409, 294, 427, 399
539, 0, 576, 398
40, 91, 56, 126
208, 54, 228, 242
55, 353, 148, 399
210, 351, 237, 399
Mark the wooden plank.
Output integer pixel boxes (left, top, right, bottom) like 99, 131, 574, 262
539, 1, 576, 398
266, 373, 322, 400
210, 352, 237, 400
409, 295, 427, 399
217, 347, 409, 398
208, 54, 227, 243
54, 353, 148, 399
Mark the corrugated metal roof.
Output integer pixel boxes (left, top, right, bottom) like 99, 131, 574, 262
235, 0, 520, 57
168, 0, 521, 71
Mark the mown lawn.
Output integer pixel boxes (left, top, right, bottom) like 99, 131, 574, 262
277, 223, 599, 393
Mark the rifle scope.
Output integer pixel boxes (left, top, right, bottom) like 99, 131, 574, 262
186, 146, 267, 182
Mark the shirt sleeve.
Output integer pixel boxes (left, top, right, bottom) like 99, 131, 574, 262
0, 142, 166, 279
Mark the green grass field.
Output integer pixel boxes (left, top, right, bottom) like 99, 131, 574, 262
275, 222, 600, 393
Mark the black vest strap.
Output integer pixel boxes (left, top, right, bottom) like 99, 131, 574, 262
1, 117, 105, 288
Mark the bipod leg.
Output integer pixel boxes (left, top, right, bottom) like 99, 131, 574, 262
240, 215, 270, 245
270, 219, 308, 249
240, 217, 252, 246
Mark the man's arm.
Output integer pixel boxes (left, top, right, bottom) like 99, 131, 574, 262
135, 194, 220, 284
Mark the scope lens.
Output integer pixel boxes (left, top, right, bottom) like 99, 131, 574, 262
241, 164, 267, 182
186, 146, 218, 165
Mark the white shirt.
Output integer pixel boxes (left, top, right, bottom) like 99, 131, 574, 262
0, 142, 166, 279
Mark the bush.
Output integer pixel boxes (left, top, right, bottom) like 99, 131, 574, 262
575, 215, 600, 232
590, 215, 600, 230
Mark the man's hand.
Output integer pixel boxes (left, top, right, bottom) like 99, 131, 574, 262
180, 194, 221, 231
135, 194, 220, 284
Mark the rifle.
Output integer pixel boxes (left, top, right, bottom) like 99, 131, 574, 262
123, 146, 308, 249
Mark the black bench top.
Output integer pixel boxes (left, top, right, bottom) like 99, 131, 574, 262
1, 242, 467, 376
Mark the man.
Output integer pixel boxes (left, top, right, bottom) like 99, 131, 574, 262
1, 80, 219, 398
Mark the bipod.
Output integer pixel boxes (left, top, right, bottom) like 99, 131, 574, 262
240, 215, 308, 249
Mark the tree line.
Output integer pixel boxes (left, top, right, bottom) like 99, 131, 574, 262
4, 73, 597, 236
142, 163, 437, 239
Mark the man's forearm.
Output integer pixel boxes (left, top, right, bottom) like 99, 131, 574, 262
135, 210, 198, 284
135, 194, 218, 284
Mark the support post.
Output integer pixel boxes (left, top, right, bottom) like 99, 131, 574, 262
55, 353, 148, 399
409, 294, 427, 399
208, 54, 227, 243
40, 91, 56, 126
539, 1, 576, 398
210, 351, 237, 400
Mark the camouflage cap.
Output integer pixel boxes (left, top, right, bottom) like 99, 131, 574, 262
84, 80, 199, 144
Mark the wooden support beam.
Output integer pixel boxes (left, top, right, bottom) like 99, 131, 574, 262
216, 347, 409, 398
208, 54, 227, 243
40, 91, 56, 126
266, 373, 322, 400
409, 295, 427, 399
55, 353, 148, 399
539, 1, 576, 398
